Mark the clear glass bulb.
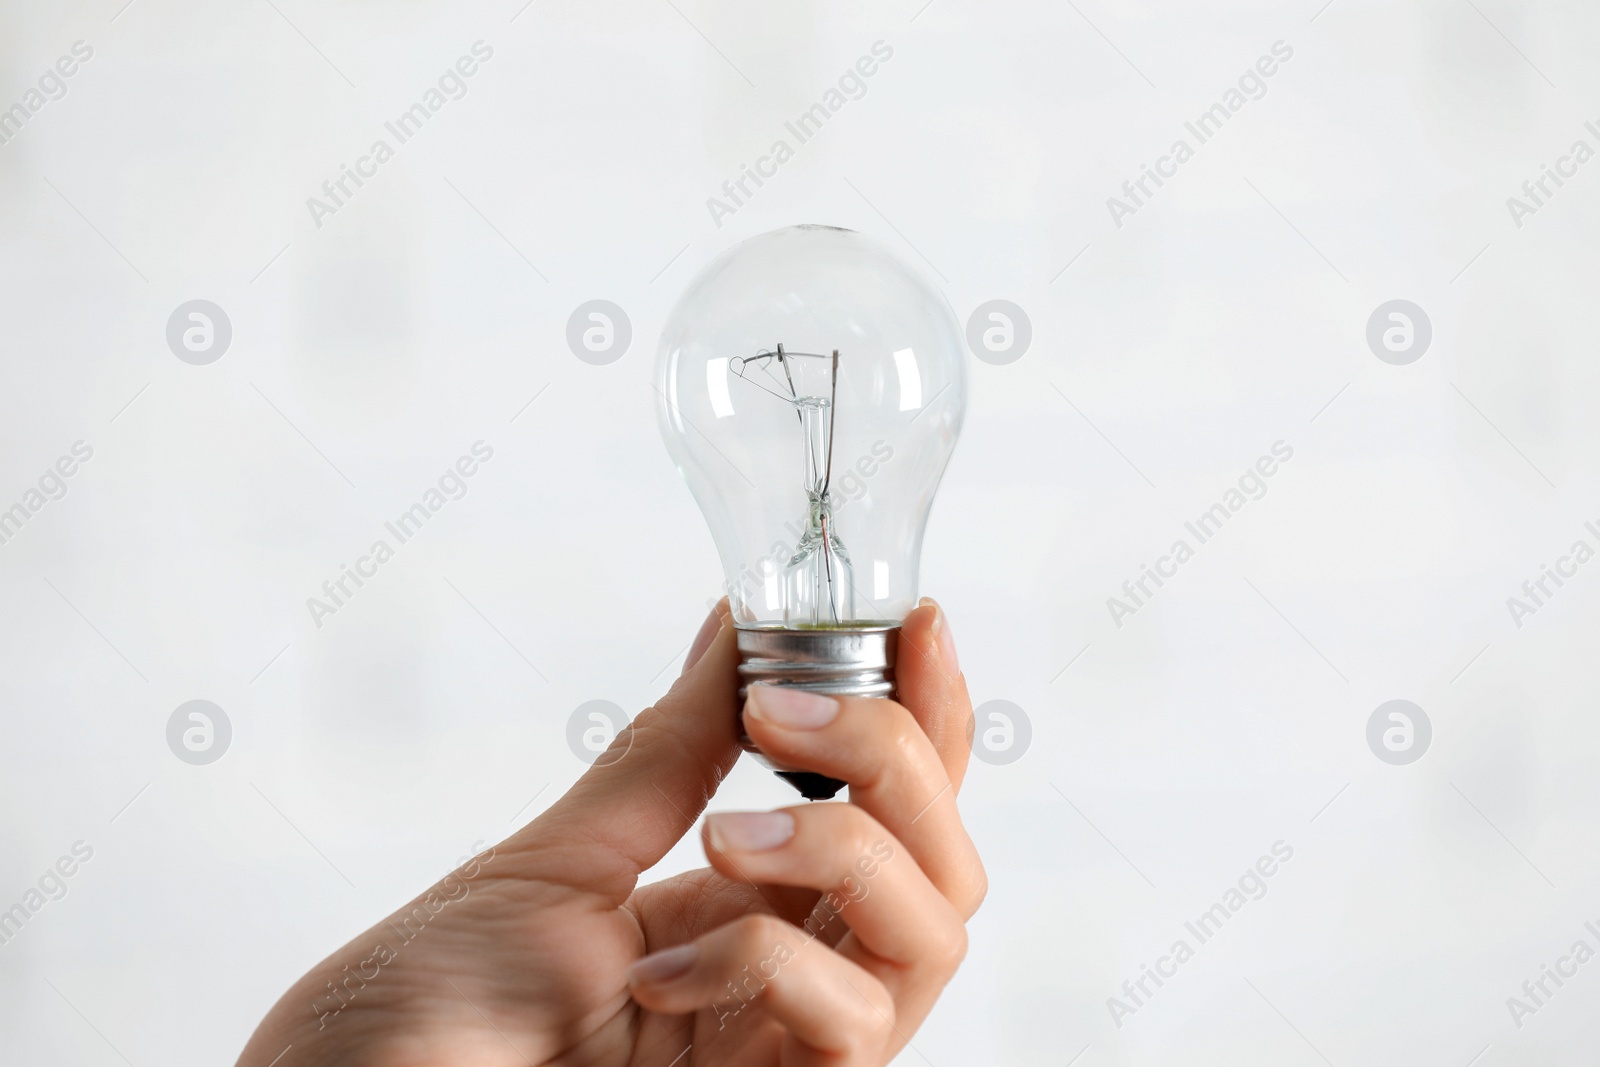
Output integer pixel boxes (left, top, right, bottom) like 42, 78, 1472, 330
656, 225, 966, 632
657, 225, 966, 799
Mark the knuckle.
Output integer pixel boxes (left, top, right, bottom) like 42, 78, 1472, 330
706, 915, 801, 1008
882, 703, 947, 796
861, 986, 898, 1045
928, 914, 968, 971
962, 860, 989, 917
718, 914, 803, 984
883, 699, 923, 749
838, 979, 896, 1051
824, 804, 887, 869
842, 698, 920, 779
724, 913, 791, 958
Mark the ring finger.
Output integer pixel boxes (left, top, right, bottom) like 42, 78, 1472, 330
628, 912, 895, 1064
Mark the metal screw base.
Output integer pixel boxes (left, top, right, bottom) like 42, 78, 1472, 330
735, 624, 899, 801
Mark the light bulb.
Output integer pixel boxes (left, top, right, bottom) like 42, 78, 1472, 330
656, 225, 966, 800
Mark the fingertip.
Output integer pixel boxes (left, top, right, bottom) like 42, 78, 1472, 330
903, 599, 936, 639
683, 597, 731, 676
706, 810, 796, 854
897, 597, 973, 791
628, 943, 700, 990
901, 598, 957, 685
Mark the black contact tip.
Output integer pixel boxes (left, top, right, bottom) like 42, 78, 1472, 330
775, 771, 846, 801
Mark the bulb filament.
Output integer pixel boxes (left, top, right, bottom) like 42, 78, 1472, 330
731, 345, 855, 627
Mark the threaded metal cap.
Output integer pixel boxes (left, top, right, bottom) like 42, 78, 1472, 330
734, 624, 899, 801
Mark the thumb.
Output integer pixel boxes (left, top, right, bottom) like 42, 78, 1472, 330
896, 597, 974, 794
509, 600, 741, 901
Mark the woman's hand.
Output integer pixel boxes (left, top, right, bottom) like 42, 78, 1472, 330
235, 597, 984, 1067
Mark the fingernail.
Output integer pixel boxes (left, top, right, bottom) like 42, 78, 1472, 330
682, 601, 726, 675
745, 685, 839, 729
923, 598, 959, 675
707, 811, 795, 852
628, 943, 699, 985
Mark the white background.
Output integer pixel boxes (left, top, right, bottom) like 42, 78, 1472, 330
2, 0, 1598, 1064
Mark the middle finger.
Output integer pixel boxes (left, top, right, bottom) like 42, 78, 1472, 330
702, 804, 966, 971
742, 684, 984, 917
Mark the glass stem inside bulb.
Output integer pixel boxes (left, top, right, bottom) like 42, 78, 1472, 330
786, 393, 854, 627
